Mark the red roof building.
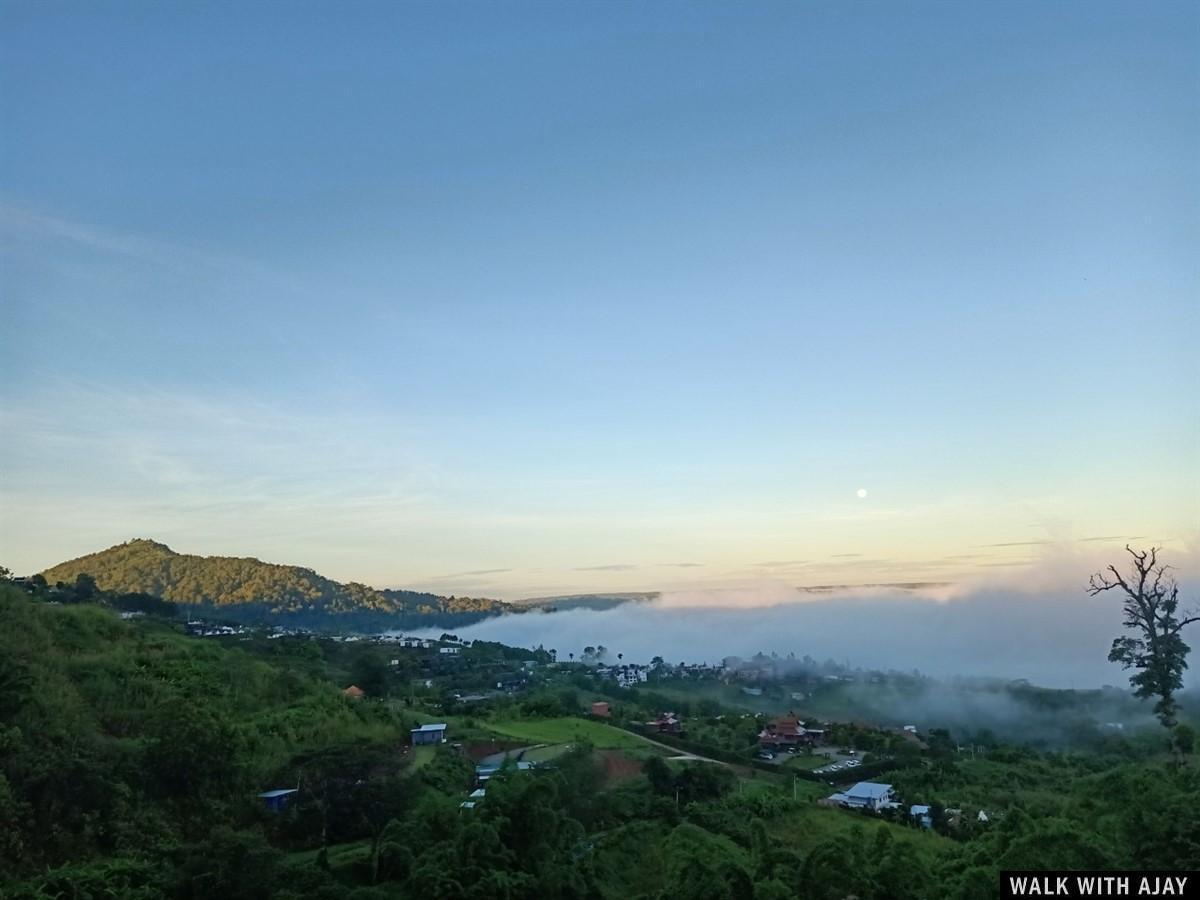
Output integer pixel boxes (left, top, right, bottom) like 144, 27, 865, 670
647, 712, 682, 735
759, 711, 822, 749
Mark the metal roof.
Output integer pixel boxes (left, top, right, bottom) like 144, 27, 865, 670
475, 762, 535, 774
413, 723, 447, 732
258, 789, 299, 799
847, 782, 893, 799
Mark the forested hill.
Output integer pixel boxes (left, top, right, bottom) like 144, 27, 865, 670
39, 539, 513, 630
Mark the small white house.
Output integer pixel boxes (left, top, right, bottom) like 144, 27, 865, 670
439, 646, 461, 656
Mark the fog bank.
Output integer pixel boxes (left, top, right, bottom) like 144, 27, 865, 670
411, 562, 1200, 689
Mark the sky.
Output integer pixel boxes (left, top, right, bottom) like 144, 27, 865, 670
1, 1, 1197, 599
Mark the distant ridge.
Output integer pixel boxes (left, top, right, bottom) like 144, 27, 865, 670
514, 592, 660, 612
40, 539, 513, 630
797, 581, 954, 593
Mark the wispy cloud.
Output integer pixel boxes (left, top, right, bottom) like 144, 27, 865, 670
574, 564, 638, 572
0, 381, 446, 576
0, 204, 304, 290
429, 568, 514, 580
979, 540, 1053, 548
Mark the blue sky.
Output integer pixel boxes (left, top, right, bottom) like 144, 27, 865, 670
1, 1, 1196, 598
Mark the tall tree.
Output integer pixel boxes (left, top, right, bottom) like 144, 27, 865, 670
1088, 546, 1198, 732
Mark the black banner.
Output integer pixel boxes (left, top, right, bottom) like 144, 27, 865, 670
1000, 872, 1199, 898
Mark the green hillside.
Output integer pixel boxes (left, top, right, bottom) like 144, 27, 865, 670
40, 539, 512, 630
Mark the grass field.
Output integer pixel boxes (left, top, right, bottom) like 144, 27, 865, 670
285, 840, 370, 870
485, 716, 656, 750
781, 753, 827, 771
523, 744, 573, 763
407, 744, 436, 770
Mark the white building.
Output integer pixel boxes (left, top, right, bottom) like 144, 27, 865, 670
827, 782, 896, 812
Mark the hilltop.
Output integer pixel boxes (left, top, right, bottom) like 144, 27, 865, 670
514, 592, 661, 612
40, 539, 513, 630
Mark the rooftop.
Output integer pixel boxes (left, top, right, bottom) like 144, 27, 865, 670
258, 789, 299, 799
847, 782, 893, 800
413, 723, 448, 732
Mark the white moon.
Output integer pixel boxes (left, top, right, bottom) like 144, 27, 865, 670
856, 488, 868, 499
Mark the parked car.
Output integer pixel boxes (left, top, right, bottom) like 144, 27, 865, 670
757, 751, 775, 761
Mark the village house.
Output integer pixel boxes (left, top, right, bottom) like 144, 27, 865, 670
342, 684, 365, 700
598, 664, 649, 688
397, 637, 434, 649
460, 787, 486, 810
495, 673, 527, 691
758, 711, 824, 751
591, 701, 611, 718
475, 761, 534, 786
647, 712, 683, 735
257, 788, 299, 812
411, 723, 448, 745
825, 782, 897, 812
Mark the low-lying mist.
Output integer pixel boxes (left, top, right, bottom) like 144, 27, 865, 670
413, 559, 1200, 691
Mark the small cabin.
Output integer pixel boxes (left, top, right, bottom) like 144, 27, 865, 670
258, 788, 298, 812
411, 723, 448, 745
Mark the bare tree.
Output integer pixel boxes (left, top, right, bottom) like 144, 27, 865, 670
1088, 546, 1199, 732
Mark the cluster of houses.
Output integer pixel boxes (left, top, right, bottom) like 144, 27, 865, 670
664, 662, 723, 680
819, 781, 989, 831
184, 622, 250, 637
387, 636, 436, 649
595, 664, 649, 688
588, 701, 683, 736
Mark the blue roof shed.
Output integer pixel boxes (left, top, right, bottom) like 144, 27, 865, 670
258, 788, 298, 812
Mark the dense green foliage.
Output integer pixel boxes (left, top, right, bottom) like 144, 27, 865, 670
38, 539, 513, 630
3, 584, 1198, 899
